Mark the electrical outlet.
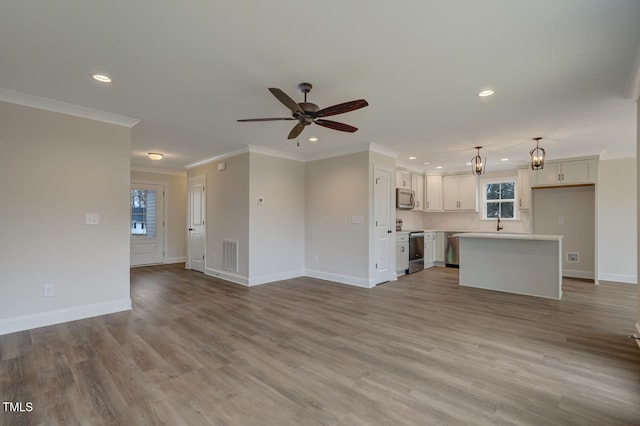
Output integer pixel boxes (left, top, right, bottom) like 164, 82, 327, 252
85, 213, 99, 225
567, 252, 579, 263
43, 284, 55, 297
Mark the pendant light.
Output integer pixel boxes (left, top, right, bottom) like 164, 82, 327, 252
471, 146, 485, 175
530, 137, 545, 170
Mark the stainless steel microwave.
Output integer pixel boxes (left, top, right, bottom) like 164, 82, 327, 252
396, 188, 415, 209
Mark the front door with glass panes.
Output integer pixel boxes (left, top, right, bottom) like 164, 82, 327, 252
130, 183, 164, 266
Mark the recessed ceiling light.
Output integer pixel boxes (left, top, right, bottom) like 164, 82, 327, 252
423, 162, 430, 165
466, 162, 472, 166
501, 158, 509, 161
309, 137, 318, 142
148, 152, 164, 160
92, 74, 112, 83
436, 166, 443, 169
409, 156, 416, 160
478, 89, 494, 97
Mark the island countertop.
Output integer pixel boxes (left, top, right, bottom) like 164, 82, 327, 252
454, 232, 563, 241
457, 232, 563, 299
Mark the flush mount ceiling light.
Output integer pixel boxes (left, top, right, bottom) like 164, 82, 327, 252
530, 137, 545, 170
92, 74, 112, 83
477, 89, 494, 97
471, 146, 486, 175
148, 152, 164, 160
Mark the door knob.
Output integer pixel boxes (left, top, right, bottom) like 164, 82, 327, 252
188, 228, 194, 231
387, 230, 392, 234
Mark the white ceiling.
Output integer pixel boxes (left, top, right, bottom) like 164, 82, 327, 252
1, 1, 639, 173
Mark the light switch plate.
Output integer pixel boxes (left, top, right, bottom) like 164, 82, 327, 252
85, 213, 99, 225
351, 215, 364, 224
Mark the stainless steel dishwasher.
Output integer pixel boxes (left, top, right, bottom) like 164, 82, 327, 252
445, 232, 460, 267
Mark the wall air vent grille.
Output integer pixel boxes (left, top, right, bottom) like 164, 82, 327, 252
223, 240, 238, 272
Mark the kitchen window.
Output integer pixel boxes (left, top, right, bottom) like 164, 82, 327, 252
483, 180, 516, 219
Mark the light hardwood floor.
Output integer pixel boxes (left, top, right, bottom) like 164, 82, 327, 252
1, 265, 639, 425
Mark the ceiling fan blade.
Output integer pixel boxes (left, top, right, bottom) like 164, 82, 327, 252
269, 88, 304, 115
237, 117, 296, 122
315, 119, 358, 133
288, 123, 306, 139
315, 99, 369, 118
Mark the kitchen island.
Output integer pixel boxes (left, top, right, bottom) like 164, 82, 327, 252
455, 233, 563, 299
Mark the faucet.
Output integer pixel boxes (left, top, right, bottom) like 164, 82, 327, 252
497, 216, 503, 232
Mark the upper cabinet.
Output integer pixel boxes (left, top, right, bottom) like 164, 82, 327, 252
531, 158, 597, 187
396, 170, 411, 189
411, 173, 425, 211
396, 169, 426, 211
425, 175, 443, 212
443, 174, 478, 211
517, 168, 530, 210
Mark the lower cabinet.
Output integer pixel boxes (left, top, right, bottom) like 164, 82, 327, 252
435, 232, 446, 264
424, 232, 435, 268
396, 233, 409, 275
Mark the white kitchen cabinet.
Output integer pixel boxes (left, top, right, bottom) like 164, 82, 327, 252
396, 233, 409, 275
396, 170, 411, 189
517, 168, 530, 210
424, 232, 435, 268
412, 173, 425, 211
443, 174, 478, 211
435, 231, 445, 264
531, 158, 597, 187
425, 175, 443, 211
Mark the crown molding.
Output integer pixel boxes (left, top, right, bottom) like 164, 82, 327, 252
624, 44, 640, 101
369, 143, 399, 159
0, 88, 140, 128
248, 145, 305, 162
130, 166, 187, 176
185, 146, 250, 169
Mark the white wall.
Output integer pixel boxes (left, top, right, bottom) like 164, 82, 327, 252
188, 153, 250, 283
0, 102, 132, 335
305, 151, 370, 286
131, 170, 188, 264
532, 185, 596, 279
597, 158, 637, 283
248, 153, 305, 285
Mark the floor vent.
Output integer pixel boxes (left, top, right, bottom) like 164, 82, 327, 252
223, 240, 238, 272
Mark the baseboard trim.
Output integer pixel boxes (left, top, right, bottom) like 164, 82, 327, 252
248, 269, 304, 286
563, 269, 595, 280
0, 298, 132, 336
304, 269, 372, 288
598, 273, 637, 284
165, 257, 186, 265
205, 267, 249, 286
635, 323, 640, 351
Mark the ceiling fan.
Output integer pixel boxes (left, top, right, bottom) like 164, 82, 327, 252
237, 82, 369, 139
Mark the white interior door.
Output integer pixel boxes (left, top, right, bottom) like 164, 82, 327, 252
373, 168, 394, 284
188, 176, 206, 272
131, 183, 164, 266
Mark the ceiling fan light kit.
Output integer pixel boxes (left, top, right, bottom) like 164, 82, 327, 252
238, 82, 369, 139
530, 137, 545, 170
471, 146, 485, 175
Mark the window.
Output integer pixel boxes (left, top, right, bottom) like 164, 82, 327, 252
483, 180, 516, 219
131, 188, 157, 238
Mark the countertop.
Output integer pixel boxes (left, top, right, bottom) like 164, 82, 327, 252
454, 232, 562, 241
